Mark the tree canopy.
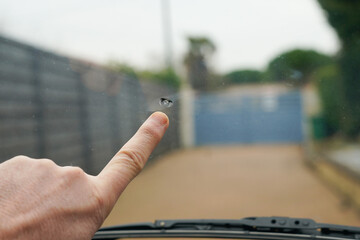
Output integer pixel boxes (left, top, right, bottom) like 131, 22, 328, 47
318, 0, 360, 44
224, 69, 262, 85
139, 68, 181, 89
107, 62, 181, 89
266, 49, 333, 86
317, 0, 360, 138
184, 36, 216, 91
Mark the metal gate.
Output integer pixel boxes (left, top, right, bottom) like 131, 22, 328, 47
194, 90, 303, 145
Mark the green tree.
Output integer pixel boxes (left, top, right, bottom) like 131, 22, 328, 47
317, 0, 360, 138
184, 36, 216, 91
314, 64, 344, 135
139, 68, 181, 89
107, 61, 181, 89
107, 61, 137, 78
224, 69, 262, 84
266, 49, 333, 86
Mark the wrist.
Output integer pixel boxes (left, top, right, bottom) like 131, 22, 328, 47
0, 212, 44, 240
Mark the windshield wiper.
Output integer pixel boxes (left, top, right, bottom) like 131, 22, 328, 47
93, 216, 360, 240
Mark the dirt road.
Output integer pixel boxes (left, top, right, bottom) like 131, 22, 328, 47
103, 145, 360, 227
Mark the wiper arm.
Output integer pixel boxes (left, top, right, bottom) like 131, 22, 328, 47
93, 216, 360, 240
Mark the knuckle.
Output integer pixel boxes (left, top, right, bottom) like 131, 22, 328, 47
14, 155, 29, 159
63, 166, 86, 180
7, 155, 34, 166
141, 125, 162, 143
39, 158, 57, 167
117, 150, 145, 175
11, 155, 31, 162
69, 166, 85, 176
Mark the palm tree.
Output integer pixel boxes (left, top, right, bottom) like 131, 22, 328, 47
184, 37, 216, 91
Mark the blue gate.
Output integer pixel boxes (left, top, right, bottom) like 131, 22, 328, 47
194, 90, 303, 145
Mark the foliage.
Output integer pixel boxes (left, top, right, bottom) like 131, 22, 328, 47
317, 0, 360, 43
107, 62, 181, 89
183, 36, 216, 91
139, 68, 181, 89
107, 61, 137, 78
224, 69, 263, 84
186, 37, 216, 58
317, 0, 360, 138
338, 44, 360, 137
266, 49, 333, 86
313, 64, 344, 135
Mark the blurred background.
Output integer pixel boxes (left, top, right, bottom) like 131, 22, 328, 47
1, 0, 360, 227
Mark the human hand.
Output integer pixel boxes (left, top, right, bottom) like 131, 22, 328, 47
0, 112, 169, 240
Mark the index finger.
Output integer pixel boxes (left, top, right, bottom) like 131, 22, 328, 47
96, 112, 169, 209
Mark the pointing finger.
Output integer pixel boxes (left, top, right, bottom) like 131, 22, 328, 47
96, 112, 169, 212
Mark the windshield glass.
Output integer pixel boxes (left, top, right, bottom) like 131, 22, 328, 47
1, 0, 360, 229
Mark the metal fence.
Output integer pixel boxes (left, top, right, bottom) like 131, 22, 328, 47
0, 35, 180, 175
195, 91, 303, 145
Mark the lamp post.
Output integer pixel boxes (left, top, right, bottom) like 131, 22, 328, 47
161, 0, 173, 69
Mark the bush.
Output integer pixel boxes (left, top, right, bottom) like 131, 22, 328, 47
267, 49, 333, 86
139, 68, 181, 89
313, 64, 344, 136
223, 69, 262, 84
317, 0, 360, 138
107, 61, 181, 89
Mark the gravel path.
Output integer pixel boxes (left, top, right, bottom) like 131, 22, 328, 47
103, 145, 360, 227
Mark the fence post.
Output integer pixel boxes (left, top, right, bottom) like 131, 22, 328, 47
180, 85, 195, 148
106, 73, 121, 153
108, 95, 120, 153
76, 71, 93, 174
30, 49, 46, 158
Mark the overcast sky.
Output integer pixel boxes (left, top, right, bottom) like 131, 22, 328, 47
0, 0, 339, 73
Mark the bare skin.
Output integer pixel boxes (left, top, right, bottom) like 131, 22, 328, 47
0, 112, 169, 240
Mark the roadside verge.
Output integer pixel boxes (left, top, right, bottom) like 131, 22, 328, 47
305, 149, 360, 215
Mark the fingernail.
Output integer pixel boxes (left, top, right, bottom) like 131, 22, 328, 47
150, 112, 169, 127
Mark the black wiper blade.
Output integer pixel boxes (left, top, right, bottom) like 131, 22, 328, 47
93, 217, 360, 240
